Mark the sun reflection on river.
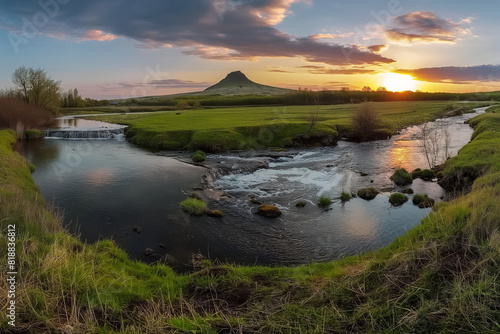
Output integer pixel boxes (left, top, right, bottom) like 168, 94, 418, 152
343, 203, 377, 239
87, 168, 114, 186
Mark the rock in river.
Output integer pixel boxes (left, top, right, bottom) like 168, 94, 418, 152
257, 204, 282, 218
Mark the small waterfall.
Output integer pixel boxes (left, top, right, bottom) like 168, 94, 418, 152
44, 128, 124, 139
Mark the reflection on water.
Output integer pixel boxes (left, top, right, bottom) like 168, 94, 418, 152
16, 108, 485, 270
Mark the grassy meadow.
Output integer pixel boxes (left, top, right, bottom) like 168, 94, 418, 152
85, 101, 474, 151
1, 108, 500, 332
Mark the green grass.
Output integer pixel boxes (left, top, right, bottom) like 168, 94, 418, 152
3, 108, 500, 333
191, 150, 206, 162
85, 101, 455, 151
179, 198, 207, 215
438, 113, 500, 191
318, 196, 332, 207
340, 192, 351, 202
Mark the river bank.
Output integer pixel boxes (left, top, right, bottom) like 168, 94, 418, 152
1, 109, 500, 332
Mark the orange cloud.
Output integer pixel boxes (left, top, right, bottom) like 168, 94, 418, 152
83, 30, 118, 42
309, 33, 353, 40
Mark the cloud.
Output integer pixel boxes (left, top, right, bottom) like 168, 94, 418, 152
394, 65, 500, 84
268, 69, 293, 73
83, 30, 118, 41
386, 11, 471, 44
309, 33, 353, 40
0, 0, 394, 66
299, 65, 376, 75
366, 44, 388, 53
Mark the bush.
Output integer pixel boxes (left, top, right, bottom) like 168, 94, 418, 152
180, 198, 207, 215
357, 187, 379, 200
412, 194, 435, 208
390, 168, 413, 186
411, 168, 436, 181
340, 192, 351, 202
318, 196, 332, 207
389, 193, 408, 206
351, 102, 381, 141
191, 150, 206, 163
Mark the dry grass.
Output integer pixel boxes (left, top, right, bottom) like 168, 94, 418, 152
0, 98, 53, 138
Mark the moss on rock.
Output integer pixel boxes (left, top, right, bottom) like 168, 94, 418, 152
389, 193, 409, 206
357, 187, 379, 200
390, 168, 413, 186
257, 204, 282, 218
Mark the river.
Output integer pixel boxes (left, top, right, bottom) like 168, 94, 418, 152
16, 108, 486, 270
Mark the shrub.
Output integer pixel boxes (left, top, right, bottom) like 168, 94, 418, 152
389, 193, 408, 206
340, 192, 351, 202
411, 168, 436, 181
412, 194, 435, 208
175, 100, 190, 109
318, 196, 332, 207
357, 187, 379, 200
180, 198, 206, 215
390, 168, 413, 186
351, 102, 381, 141
191, 150, 206, 163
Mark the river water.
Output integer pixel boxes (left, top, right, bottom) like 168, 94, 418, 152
17, 108, 485, 270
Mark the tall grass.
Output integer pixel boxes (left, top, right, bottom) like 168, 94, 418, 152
0, 98, 53, 138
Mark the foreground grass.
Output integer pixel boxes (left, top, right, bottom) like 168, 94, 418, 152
1, 108, 500, 332
85, 101, 456, 151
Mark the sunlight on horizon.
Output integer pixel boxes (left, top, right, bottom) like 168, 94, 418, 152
381, 73, 418, 92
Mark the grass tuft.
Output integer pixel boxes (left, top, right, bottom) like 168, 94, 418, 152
340, 192, 351, 202
318, 196, 332, 207
180, 198, 207, 215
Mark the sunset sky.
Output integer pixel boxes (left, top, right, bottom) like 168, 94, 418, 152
1, 0, 500, 99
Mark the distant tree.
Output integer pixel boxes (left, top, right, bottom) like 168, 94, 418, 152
340, 87, 350, 92
362, 86, 372, 92
377, 86, 388, 92
12, 66, 61, 113
67, 89, 74, 107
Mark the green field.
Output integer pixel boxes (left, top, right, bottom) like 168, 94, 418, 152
2, 110, 500, 332
86, 101, 468, 151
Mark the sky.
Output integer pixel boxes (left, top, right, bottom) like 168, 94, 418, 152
1, 0, 500, 99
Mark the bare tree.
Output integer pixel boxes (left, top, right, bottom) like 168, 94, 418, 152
419, 120, 452, 169
300, 96, 320, 138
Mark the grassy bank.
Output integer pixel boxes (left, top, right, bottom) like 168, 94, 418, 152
1, 108, 500, 332
85, 101, 458, 151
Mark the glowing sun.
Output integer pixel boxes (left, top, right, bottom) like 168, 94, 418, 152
382, 73, 417, 92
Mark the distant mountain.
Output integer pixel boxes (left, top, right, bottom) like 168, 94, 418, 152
202, 71, 291, 95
